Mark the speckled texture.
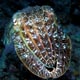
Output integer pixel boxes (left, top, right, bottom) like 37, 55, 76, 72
0, 0, 80, 80
11, 6, 71, 79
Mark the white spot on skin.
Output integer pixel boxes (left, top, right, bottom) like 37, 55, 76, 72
21, 30, 25, 33
13, 18, 16, 23
63, 44, 66, 49
57, 62, 61, 65
62, 34, 66, 40
48, 32, 52, 36
32, 34, 37, 39
34, 16, 40, 22
56, 67, 60, 71
34, 50, 38, 54
16, 36, 21, 40
33, 63, 36, 66
25, 54, 28, 58
30, 29, 34, 33
25, 38, 30, 41
64, 56, 66, 59
27, 40, 32, 44
46, 26, 50, 30
38, 43, 41, 47
18, 45, 22, 48
41, 50, 46, 53
53, 31, 58, 38
18, 19, 21, 25
25, 20, 33, 26
56, 54, 59, 57
55, 43, 59, 48
13, 19, 17, 25
44, 17, 49, 22
22, 54, 28, 59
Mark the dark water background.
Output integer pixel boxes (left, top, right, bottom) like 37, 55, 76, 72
0, 0, 80, 80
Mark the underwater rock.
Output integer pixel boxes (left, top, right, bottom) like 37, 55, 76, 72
6, 6, 71, 79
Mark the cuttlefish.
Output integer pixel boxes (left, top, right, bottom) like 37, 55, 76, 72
5, 6, 71, 79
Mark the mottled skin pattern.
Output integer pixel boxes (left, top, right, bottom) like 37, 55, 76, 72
11, 6, 71, 79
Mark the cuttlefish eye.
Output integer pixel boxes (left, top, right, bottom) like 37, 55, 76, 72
11, 6, 71, 79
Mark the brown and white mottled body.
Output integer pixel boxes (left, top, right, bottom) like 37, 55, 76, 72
11, 6, 71, 79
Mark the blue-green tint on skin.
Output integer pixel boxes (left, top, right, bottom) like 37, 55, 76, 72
10, 6, 71, 79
